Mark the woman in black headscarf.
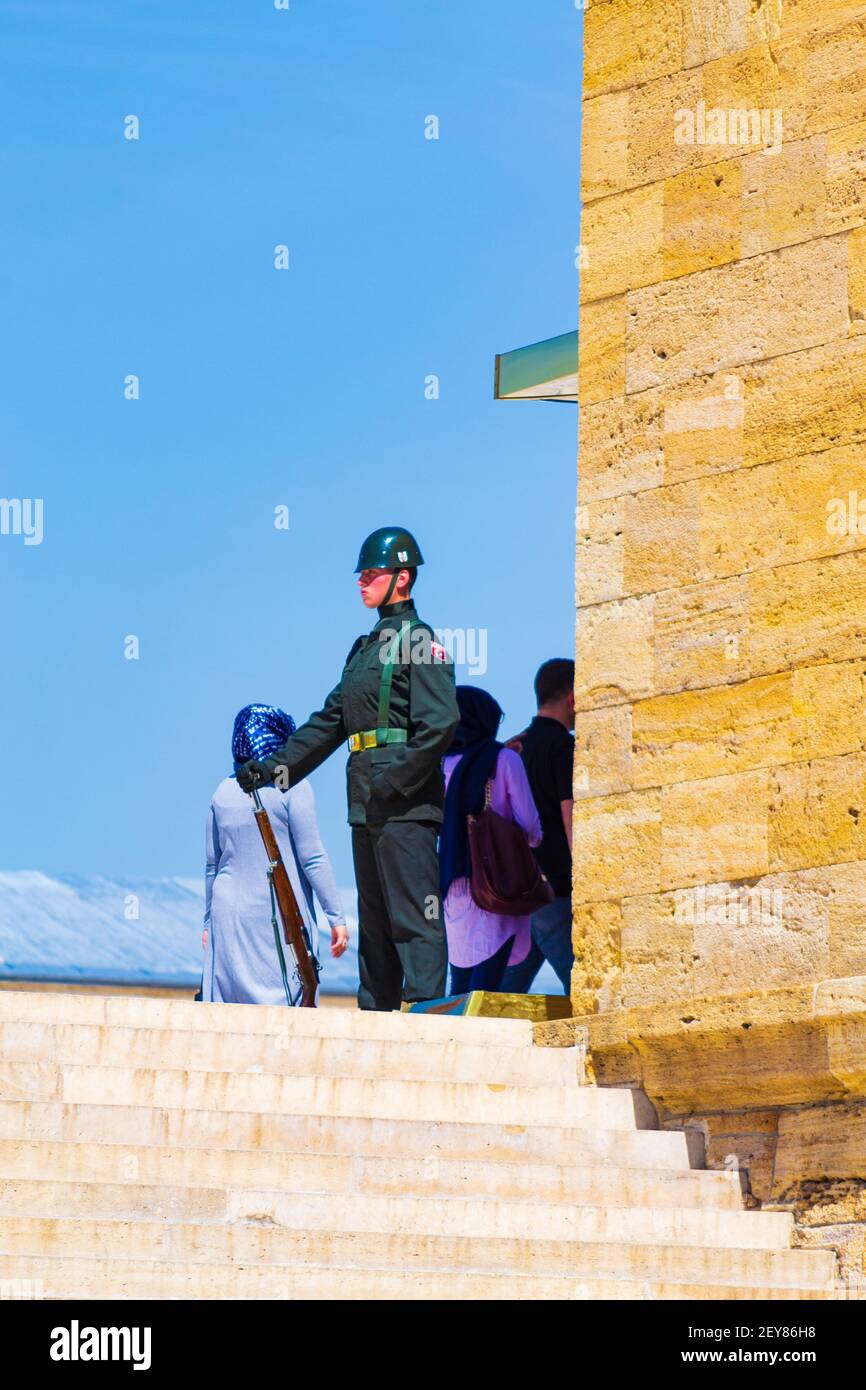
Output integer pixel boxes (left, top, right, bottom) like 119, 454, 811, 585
440, 687, 542, 994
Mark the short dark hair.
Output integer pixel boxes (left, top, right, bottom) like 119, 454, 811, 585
534, 657, 574, 707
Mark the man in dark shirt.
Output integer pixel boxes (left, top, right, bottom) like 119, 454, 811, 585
500, 658, 575, 994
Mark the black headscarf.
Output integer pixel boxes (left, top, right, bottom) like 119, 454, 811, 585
439, 686, 504, 900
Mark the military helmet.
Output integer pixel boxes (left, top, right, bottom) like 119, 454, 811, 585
355, 527, 425, 572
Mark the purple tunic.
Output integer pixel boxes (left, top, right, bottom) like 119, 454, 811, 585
442, 747, 543, 969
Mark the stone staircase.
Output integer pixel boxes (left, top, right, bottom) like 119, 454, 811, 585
0, 990, 839, 1299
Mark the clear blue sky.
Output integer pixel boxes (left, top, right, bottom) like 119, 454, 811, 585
1, 0, 583, 887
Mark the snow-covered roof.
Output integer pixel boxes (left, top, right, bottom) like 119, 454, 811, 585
0, 871, 359, 993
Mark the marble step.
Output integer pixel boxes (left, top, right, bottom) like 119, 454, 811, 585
0, 1219, 837, 1289
215, 1188, 793, 1248
0, 1101, 692, 1170
0, 1061, 652, 1129
0, 990, 538, 1045
0, 1019, 577, 1088
0, 990, 834, 1301
0, 1254, 837, 1301
0, 1138, 743, 1209
0, 1191, 793, 1248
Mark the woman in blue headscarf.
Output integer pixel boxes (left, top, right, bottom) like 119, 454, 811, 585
201, 704, 349, 1005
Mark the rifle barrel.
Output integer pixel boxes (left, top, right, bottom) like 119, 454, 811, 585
250, 794, 319, 1007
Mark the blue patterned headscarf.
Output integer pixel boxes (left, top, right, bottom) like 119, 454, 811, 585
232, 704, 296, 770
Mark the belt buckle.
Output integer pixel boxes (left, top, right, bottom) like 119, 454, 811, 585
362, 730, 377, 750
348, 733, 360, 752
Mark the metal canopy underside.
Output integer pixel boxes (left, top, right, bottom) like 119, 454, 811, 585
494, 328, 578, 402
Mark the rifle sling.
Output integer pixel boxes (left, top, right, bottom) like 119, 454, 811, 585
376, 619, 421, 744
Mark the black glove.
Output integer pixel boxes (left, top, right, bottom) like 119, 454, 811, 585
236, 759, 276, 794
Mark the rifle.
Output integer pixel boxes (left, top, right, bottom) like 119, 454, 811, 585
250, 787, 320, 1008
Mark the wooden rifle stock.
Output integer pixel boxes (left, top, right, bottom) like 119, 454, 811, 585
251, 789, 319, 1007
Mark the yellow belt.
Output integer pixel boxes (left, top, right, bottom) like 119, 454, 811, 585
347, 729, 408, 753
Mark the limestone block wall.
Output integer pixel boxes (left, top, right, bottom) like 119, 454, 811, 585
575, 0, 866, 1018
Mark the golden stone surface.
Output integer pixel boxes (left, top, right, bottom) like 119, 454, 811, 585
577, 0, 866, 1281
583, 0, 683, 101
578, 294, 627, 406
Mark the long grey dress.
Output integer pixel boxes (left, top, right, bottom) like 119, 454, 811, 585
202, 775, 344, 1005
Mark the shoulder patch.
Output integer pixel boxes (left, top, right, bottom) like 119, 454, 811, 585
430, 641, 448, 663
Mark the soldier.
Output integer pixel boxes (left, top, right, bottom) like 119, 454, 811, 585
236, 527, 459, 1011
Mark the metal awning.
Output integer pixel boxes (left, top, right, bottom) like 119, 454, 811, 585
494, 328, 578, 402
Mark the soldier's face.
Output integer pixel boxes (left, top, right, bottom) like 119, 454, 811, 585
358, 567, 400, 608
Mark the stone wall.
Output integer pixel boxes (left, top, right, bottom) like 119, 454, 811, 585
536, 980, 866, 1294
575, 0, 866, 1288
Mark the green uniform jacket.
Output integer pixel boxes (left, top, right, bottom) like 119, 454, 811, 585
266, 600, 460, 827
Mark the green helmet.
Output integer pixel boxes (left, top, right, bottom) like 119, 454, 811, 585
355, 527, 425, 572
